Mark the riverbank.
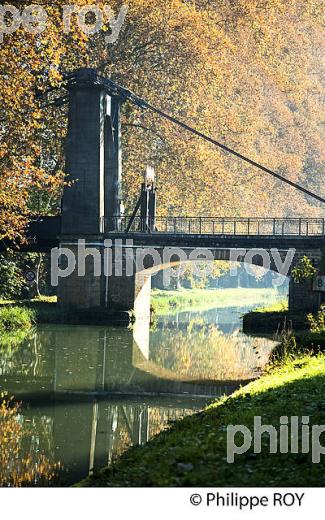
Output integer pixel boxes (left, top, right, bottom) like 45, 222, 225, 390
0, 305, 35, 348
242, 300, 310, 333
152, 288, 284, 315
243, 301, 325, 352
0, 297, 133, 326
79, 353, 325, 487
0, 288, 283, 328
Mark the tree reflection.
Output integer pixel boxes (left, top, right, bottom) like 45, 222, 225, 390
150, 319, 273, 380
0, 394, 59, 487
0, 329, 54, 379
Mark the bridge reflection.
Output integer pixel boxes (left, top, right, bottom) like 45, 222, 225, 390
0, 324, 238, 485
12, 395, 208, 486
0, 323, 241, 400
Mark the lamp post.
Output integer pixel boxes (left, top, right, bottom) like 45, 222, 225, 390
140, 166, 157, 232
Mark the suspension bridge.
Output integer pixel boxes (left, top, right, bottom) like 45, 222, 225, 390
1, 68, 325, 320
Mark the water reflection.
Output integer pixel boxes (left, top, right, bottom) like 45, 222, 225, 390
151, 306, 275, 380
0, 324, 255, 399
0, 303, 277, 486
0, 396, 59, 487
11, 396, 209, 486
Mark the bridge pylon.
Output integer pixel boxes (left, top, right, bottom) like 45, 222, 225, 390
58, 68, 130, 314
61, 68, 123, 235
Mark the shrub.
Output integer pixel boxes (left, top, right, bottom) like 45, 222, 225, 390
291, 256, 317, 284
0, 306, 34, 334
307, 304, 325, 333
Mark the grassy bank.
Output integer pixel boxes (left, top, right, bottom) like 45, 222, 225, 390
0, 296, 57, 324
0, 305, 34, 333
152, 288, 284, 315
252, 300, 288, 313
0, 305, 35, 349
79, 354, 325, 487
242, 300, 310, 334
0, 296, 134, 326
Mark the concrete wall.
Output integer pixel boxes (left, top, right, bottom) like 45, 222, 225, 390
57, 243, 152, 324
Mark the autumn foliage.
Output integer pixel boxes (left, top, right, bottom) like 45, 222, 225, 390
0, 0, 324, 240
0, 394, 59, 486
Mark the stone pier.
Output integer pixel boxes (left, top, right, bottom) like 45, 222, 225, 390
289, 278, 321, 313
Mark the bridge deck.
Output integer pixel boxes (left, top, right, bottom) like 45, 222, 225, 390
1, 216, 325, 253
104, 232, 325, 251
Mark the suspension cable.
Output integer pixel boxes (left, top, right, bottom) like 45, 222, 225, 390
142, 100, 325, 204
51, 71, 325, 205
99, 76, 325, 205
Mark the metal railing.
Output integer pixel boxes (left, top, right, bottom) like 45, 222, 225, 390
104, 217, 325, 236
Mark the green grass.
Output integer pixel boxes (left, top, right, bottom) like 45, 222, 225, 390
0, 306, 35, 349
152, 288, 284, 315
79, 354, 325, 487
0, 296, 60, 324
243, 303, 308, 333
0, 306, 34, 334
32, 295, 57, 304
253, 300, 288, 313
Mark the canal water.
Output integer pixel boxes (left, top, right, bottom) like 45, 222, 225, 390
0, 301, 277, 486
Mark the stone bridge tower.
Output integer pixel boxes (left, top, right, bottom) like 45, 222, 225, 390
61, 68, 122, 236
58, 68, 128, 313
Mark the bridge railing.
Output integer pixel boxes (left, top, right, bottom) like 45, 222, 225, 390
105, 217, 325, 236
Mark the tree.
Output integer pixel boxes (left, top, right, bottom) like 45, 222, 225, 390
0, 1, 88, 240
0, 252, 25, 299
1, 0, 324, 242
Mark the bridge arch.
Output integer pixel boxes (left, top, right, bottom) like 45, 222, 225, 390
57, 237, 323, 323
125, 247, 291, 324
134, 247, 295, 277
